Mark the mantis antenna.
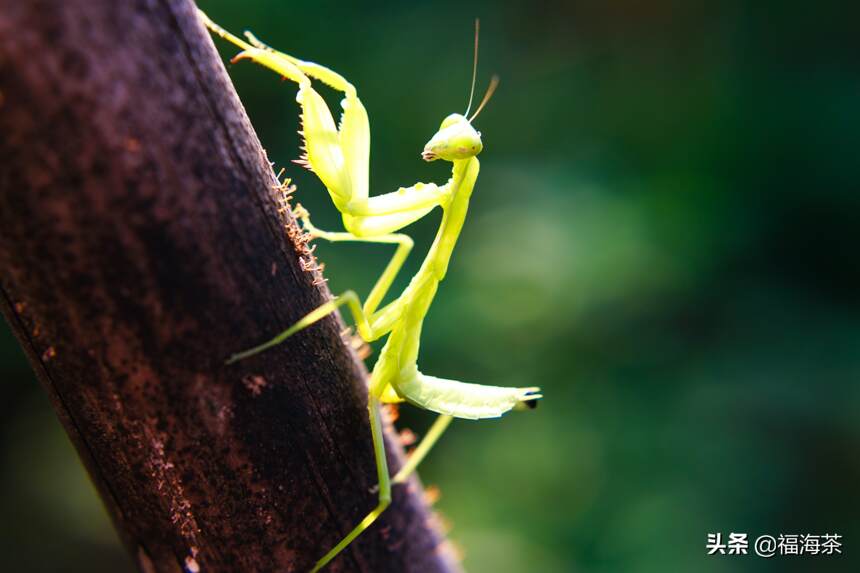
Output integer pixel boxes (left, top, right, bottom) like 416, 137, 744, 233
469, 74, 500, 122
464, 19, 480, 117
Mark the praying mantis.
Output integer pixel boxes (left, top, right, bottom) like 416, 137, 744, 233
200, 10, 542, 572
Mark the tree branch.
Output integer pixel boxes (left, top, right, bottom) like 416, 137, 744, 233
0, 1, 459, 571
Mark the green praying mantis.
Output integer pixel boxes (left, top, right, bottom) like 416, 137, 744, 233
200, 10, 542, 572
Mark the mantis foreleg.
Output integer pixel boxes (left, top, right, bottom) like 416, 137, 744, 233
199, 10, 450, 236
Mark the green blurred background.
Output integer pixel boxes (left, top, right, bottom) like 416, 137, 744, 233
2, 1, 858, 571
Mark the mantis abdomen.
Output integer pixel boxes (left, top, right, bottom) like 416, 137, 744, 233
395, 371, 542, 420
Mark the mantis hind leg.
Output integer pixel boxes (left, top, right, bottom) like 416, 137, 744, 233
311, 396, 455, 569
312, 412, 455, 571
392, 414, 454, 484
311, 395, 391, 573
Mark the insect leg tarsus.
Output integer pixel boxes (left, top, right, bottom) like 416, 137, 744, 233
198, 9, 254, 52
224, 214, 414, 364
225, 290, 374, 364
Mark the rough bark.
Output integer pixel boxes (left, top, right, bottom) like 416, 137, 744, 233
0, 1, 458, 572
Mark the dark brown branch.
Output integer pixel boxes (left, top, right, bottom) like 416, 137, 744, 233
0, 1, 459, 571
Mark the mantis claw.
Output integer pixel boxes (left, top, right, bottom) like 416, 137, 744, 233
292, 202, 310, 220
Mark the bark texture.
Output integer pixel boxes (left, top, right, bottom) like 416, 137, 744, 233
0, 1, 458, 571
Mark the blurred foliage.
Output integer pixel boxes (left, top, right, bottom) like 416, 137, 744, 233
2, 0, 858, 571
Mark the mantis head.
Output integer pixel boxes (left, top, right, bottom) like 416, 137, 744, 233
422, 114, 483, 162
421, 20, 498, 163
